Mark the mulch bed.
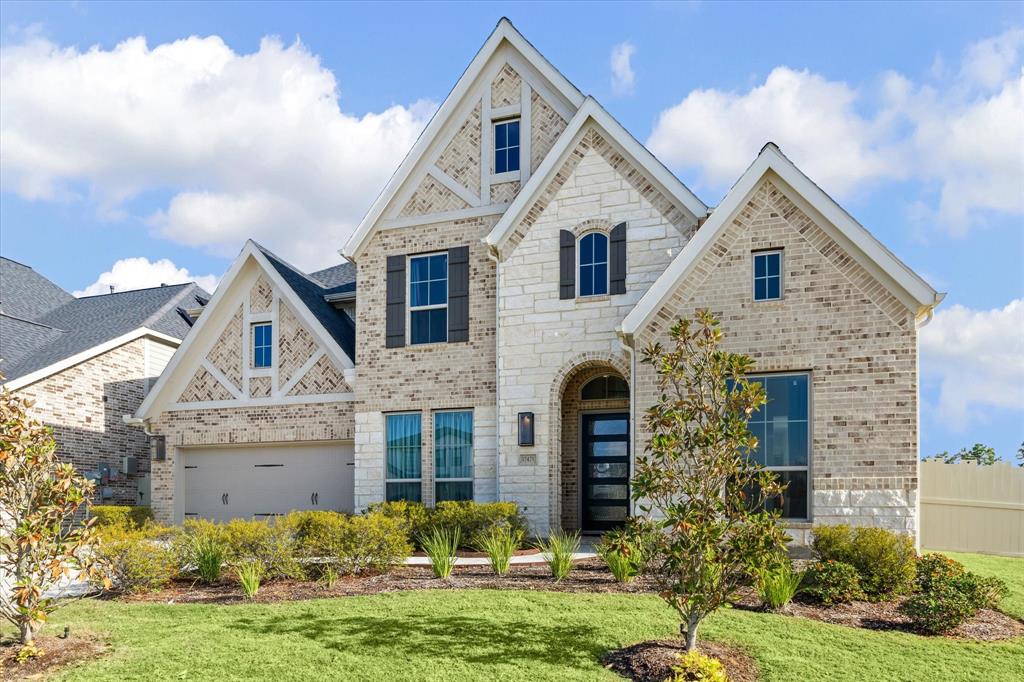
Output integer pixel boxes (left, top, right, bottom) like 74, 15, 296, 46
603, 639, 759, 682
0, 633, 106, 681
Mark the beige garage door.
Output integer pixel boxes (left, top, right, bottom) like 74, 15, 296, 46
182, 443, 354, 523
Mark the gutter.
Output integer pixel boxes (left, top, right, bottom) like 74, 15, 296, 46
915, 292, 947, 329
324, 290, 357, 304
616, 328, 637, 519
122, 415, 155, 437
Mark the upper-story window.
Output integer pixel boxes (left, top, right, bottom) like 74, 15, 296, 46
753, 251, 782, 301
409, 253, 448, 345
578, 232, 609, 297
252, 322, 273, 368
494, 119, 520, 174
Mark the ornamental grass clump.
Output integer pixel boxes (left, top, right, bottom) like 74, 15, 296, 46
596, 527, 648, 584
194, 536, 227, 584
421, 527, 460, 579
758, 562, 804, 611
537, 530, 580, 581
475, 526, 523, 576
236, 560, 264, 599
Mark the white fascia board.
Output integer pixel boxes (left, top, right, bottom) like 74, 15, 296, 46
341, 18, 585, 262
620, 145, 942, 337
5, 328, 182, 392
484, 97, 708, 255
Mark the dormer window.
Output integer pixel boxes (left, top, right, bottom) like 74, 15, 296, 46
252, 322, 273, 368
578, 232, 609, 297
494, 119, 520, 174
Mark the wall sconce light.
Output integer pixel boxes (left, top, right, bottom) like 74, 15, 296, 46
518, 412, 534, 446
150, 435, 166, 461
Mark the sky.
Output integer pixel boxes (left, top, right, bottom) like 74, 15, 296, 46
1, 1, 1022, 461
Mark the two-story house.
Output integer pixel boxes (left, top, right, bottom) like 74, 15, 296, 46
134, 19, 942, 543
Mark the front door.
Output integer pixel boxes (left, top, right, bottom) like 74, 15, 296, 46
581, 413, 629, 531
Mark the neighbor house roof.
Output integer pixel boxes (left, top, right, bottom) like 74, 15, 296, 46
0, 256, 210, 388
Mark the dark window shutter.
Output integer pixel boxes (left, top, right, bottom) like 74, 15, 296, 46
559, 230, 575, 299
447, 246, 470, 343
609, 222, 627, 295
385, 255, 406, 348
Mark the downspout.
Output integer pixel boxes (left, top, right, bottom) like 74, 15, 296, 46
122, 414, 155, 437
487, 243, 502, 502
617, 328, 636, 519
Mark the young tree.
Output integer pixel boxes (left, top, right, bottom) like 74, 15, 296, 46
927, 444, 998, 466
0, 384, 104, 647
632, 310, 789, 652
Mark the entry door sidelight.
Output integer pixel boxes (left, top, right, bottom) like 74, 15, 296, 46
581, 413, 629, 531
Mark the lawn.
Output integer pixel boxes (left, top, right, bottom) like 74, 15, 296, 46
34, 574, 1023, 682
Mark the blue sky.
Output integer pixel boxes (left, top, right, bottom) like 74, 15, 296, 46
1, 1, 1022, 461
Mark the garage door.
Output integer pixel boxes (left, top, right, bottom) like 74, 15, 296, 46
182, 443, 354, 523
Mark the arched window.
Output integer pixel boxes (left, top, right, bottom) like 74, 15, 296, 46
581, 374, 629, 400
578, 232, 608, 297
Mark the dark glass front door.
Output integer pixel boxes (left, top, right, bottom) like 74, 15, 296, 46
581, 413, 629, 531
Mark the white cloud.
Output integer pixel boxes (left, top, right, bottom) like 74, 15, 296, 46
647, 29, 1024, 233
920, 299, 1024, 431
0, 34, 434, 269
610, 41, 636, 96
73, 257, 220, 297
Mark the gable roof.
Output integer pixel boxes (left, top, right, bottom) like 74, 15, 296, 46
310, 262, 357, 291
0, 257, 74, 320
341, 17, 585, 261
619, 143, 944, 338
484, 97, 708, 255
1, 281, 208, 388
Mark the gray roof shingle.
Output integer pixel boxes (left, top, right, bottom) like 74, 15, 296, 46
0, 257, 75, 320
309, 262, 356, 291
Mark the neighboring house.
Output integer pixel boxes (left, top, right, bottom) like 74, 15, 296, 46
0, 256, 208, 505
135, 19, 942, 543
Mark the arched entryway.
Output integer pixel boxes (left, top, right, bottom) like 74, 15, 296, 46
549, 353, 630, 533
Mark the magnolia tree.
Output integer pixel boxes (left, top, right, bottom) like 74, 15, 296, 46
0, 384, 104, 647
631, 310, 789, 652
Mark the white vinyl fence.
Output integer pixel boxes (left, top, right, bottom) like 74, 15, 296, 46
920, 461, 1024, 557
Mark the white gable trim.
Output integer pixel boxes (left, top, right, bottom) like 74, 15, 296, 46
342, 18, 585, 261
484, 97, 708, 256
5, 328, 181, 392
619, 143, 944, 337
137, 241, 355, 420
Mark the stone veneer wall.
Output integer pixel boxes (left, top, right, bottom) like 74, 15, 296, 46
148, 401, 355, 523
352, 215, 500, 511
16, 339, 151, 505
496, 124, 698, 533
634, 178, 920, 544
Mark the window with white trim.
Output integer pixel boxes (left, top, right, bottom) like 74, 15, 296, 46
747, 373, 809, 519
434, 410, 473, 502
385, 413, 422, 502
578, 232, 609, 297
409, 253, 447, 345
252, 323, 273, 368
494, 119, 520, 174
753, 251, 782, 301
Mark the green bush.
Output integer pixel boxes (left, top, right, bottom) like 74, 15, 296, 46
91, 505, 154, 530
236, 560, 264, 599
915, 553, 967, 593
426, 501, 529, 548
171, 518, 301, 580
92, 525, 176, 594
901, 571, 1008, 634
279, 510, 347, 545
421, 527, 460, 579
596, 527, 648, 584
669, 650, 729, 682
812, 525, 916, 600
475, 525, 522, 576
537, 530, 580, 582
800, 560, 864, 605
194, 536, 226, 584
365, 500, 432, 539
299, 511, 411, 575
759, 561, 804, 611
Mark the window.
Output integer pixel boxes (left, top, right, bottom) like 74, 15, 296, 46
746, 373, 809, 519
409, 253, 447, 344
578, 232, 609, 297
435, 410, 473, 502
753, 251, 782, 301
494, 119, 520, 174
252, 323, 273, 368
581, 375, 629, 401
386, 413, 422, 502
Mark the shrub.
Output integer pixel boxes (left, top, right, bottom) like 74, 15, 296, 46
220, 518, 302, 580
236, 560, 264, 599
759, 562, 804, 611
901, 569, 1008, 634
475, 525, 522, 576
92, 525, 176, 594
669, 650, 729, 682
194, 536, 227, 584
427, 501, 529, 548
596, 528, 649, 584
365, 500, 431, 539
299, 511, 411, 575
421, 527, 460, 578
280, 510, 347, 545
811, 525, 916, 600
91, 505, 154, 530
537, 530, 580, 581
915, 553, 967, 593
800, 560, 864, 605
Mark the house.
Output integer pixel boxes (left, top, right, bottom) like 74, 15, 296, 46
134, 19, 942, 543
0, 256, 209, 505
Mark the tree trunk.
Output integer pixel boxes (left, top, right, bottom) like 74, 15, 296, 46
684, 614, 700, 652
20, 621, 34, 645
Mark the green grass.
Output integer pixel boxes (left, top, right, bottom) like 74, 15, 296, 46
943, 550, 1024, 620
29, 584, 1020, 682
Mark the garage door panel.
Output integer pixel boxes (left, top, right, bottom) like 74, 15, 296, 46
182, 443, 354, 522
